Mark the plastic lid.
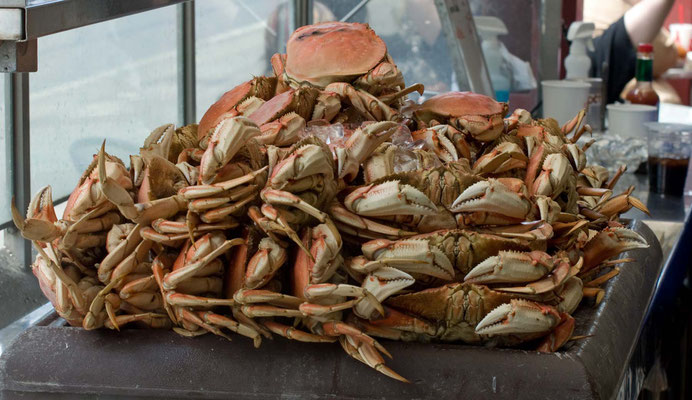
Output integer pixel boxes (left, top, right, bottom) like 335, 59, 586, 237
638, 43, 654, 53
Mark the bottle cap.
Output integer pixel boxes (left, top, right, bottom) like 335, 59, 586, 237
638, 43, 654, 53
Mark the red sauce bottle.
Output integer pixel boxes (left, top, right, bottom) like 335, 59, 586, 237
625, 43, 660, 106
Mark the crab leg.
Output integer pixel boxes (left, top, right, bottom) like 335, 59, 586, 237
243, 237, 288, 289
163, 238, 243, 290
329, 202, 417, 239
179, 168, 266, 199
197, 311, 263, 347
581, 227, 648, 273
300, 283, 382, 316
99, 143, 188, 225
262, 320, 337, 343
109, 239, 153, 284
103, 313, 171, 330
338, 332, 408, 383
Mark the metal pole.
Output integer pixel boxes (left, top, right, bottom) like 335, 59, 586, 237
293, 0, 312, 29
340, 0, 370, 22
539, 0, 562, 83
178, 1, 196, 125
434, 0, 494, 97
5, 72, 31, 267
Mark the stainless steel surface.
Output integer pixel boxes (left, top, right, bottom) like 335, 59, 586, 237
5, 73, 31, 268
178, 1, 196, 125
0, 40, 37, 73
0, 0, 189, 40
435, 0, 494, 96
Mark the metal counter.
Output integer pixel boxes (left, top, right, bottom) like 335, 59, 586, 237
0, 171, 690, 399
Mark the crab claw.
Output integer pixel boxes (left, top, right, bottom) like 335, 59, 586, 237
411, 125, 462, 163
582, 227, 648, 273
199, 116, 261, 184
464, 251, 555, 284
12, 186, 62, 243
256, 112, 306, 147
476, 299, 561, 336
362, 238, 455, 280
532, 153, 571, 197
533, 195, 561, 223
451, 179, 530, 219
336, 121, 399, 181
345, 180, 437, 216
354, 267, 415, 320
473, 142, 528, 175
269, 143, 334, 185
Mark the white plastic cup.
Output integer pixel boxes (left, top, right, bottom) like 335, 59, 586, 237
607, 103, 658, 139
670, 23, 692, 53
541, 80, 590, 126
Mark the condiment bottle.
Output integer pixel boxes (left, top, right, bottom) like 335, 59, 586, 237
625, 43, 660, 106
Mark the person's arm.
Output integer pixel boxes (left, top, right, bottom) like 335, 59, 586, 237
624, 0, 675, 45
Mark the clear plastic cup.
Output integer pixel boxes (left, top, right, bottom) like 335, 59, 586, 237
645, 123, 692, 196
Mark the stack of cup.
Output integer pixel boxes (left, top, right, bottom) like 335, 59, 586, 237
541, 80, 590, 126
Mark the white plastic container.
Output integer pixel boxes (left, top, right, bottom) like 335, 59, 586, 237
607, 103, 658, 139
541, 80, 590, 126
564, 22, 595, 79
670, 23, 692, 53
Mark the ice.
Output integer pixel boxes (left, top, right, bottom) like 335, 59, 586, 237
393, 147, 421, 173
390, 124, 414, 146
577, 133, 647, 173
303, 123, 345, 146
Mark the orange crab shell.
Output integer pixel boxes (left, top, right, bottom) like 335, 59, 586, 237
418, 92, 507, 118
285, 22, 386, 87
197, 77, 277, 140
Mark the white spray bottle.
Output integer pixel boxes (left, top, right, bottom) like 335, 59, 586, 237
475, 16, 511, 102
565, 21, 595, 79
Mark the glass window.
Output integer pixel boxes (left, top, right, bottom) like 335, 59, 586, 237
319, 0, 456, 94
196, 0, 290, 119
29, 7, 179, 200
318, 0, 540, 107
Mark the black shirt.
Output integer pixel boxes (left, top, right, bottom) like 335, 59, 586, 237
589, 16, 637, 104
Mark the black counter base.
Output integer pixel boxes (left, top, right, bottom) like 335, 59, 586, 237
0, 221, 662, 399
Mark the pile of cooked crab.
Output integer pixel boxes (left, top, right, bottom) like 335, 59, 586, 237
13, 22, 650, 382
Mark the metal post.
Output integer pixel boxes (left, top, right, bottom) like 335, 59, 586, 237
5, 72, 31, 266
434, 0, 494, 97
177, 1, 196, 125
293, 0, 312, 29
539, 0, 562, 83
340, 0, 370, 22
